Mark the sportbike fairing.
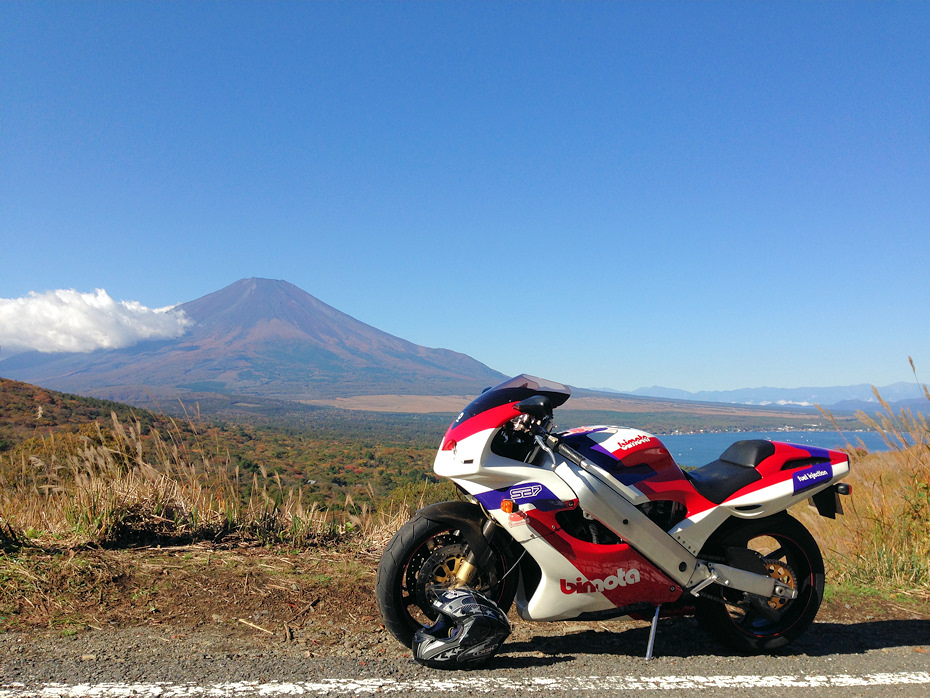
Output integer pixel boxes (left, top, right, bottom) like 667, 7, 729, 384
557, 427, 850, 550
434, 376, 849, 622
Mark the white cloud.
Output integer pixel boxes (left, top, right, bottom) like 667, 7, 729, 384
0, 288, 193, 355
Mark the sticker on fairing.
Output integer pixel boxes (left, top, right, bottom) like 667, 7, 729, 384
792, 464, 833, 493
560, 567, 641, 594
473, 482, 562, 511
510, 484, 543, 500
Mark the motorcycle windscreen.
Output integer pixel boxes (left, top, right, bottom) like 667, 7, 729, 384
449, 374, 571, 431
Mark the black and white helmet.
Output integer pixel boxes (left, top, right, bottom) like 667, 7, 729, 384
412, 588, 511, 668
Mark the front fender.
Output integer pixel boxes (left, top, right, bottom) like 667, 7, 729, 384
415, 500, 492, 560
415, 500, 489, 528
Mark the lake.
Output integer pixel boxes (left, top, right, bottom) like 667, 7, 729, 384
658, 430, 888, 468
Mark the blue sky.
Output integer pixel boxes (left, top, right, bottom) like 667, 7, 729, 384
2, 2, 928, 392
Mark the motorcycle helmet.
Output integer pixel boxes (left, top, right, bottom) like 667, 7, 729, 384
412, 587, 511, 668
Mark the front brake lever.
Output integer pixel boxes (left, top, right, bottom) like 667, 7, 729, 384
534, 433, 558, 468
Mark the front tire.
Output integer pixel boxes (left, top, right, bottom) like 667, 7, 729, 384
695, 514, 824, 653
376, 512, 518, 648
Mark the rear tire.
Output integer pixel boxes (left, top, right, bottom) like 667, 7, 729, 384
695, 514, 824, 653
376, 513, 518, 648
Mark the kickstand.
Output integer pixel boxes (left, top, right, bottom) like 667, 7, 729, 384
645, 604, 661, 660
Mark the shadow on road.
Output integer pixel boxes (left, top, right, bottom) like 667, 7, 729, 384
496, 616, 930, 666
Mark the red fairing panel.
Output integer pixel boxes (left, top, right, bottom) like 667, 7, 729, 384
524, 506, 683, 607
442, 402, 520, 447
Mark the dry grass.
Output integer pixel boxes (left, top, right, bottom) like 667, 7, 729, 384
0, 412, 430, 553
805, 362, 930, 594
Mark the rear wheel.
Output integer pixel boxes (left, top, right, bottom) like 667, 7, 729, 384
376, 513, 518, 648
695, 514, 824, 653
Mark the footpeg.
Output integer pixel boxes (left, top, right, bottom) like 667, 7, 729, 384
689, 566, 719, 596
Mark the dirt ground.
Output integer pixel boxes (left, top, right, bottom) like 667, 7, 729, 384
1, 542, 928, 657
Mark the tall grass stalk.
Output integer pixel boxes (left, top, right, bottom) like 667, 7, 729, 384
812, 360, 930, 593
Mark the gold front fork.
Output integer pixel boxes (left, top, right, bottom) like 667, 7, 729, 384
452, 558, 479, 587
452, 517, 497, 588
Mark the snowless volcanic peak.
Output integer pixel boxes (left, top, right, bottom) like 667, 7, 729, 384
176, 278, 458, 361
180, 278, 346, 335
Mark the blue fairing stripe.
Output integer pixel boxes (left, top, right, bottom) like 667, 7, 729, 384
474, 483, 564, 511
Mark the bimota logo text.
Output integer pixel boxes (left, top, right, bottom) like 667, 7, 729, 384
616, 435, 653, 451
560, 568, 641, 594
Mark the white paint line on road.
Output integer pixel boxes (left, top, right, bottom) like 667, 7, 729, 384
2, 672, 930, 695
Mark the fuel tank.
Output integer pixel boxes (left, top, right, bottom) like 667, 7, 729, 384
560, 426, 682, 485
557, 426, 697, 514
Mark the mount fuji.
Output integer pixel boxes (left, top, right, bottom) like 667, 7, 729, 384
0, 278, 506, 404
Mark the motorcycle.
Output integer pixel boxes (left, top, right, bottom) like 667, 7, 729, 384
376, 375, 851, 668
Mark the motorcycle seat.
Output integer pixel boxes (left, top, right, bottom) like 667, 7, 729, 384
686, 460, 761, 503
685, 440, 774, 504
718, 439, 776, 468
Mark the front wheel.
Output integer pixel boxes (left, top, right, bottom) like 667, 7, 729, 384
695, 514, 824, 653
376, 512, 518, 648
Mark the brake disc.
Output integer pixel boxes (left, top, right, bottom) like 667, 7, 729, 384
414, 542, 468, 616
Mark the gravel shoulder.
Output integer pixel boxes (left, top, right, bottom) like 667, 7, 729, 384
1, 543, 928, 695
2, 610, 929, 696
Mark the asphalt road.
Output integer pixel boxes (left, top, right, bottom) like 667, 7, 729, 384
2, 614, 928, 696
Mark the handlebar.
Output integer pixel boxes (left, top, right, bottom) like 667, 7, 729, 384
548, 434, 588, 465
535, 432, 588, 469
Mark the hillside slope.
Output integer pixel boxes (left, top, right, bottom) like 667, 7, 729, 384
0, 377, 151, 452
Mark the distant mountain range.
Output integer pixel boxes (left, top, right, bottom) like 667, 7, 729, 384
0, 278, 506, 403
629, 383, 927, 412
